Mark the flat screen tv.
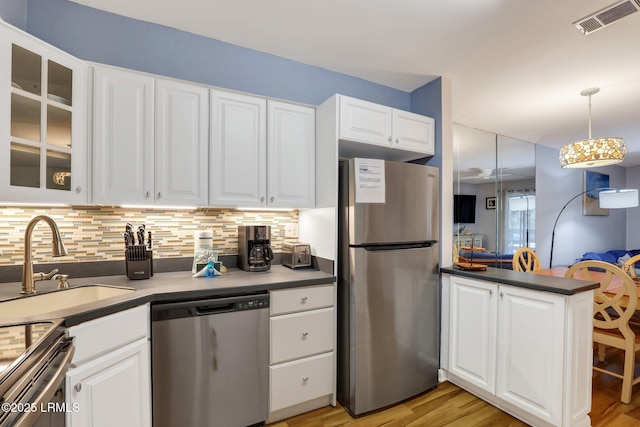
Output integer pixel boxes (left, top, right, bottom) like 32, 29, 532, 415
454, 194, 476, 223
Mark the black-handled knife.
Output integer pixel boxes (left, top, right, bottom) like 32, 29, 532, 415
138, 225, 145, 246
125, 223, 135, 247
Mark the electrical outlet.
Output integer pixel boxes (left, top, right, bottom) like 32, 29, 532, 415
284, 223, 299, 238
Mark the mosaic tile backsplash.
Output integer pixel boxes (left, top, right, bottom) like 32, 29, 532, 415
0, 207, 298, 266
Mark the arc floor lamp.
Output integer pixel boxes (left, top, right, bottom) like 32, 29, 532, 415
549, 187, 638, 268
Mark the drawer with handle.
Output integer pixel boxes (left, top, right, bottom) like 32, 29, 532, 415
270, 307, 334, 364
270, 284, 334, 315
269, 352, 334, 412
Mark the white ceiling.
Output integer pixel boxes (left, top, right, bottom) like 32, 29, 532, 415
70, 0, 640, 166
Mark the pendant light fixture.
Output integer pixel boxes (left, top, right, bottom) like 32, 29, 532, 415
559, 88, 625, 168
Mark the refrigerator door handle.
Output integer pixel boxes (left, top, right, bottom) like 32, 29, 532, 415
353, 241, 438, 251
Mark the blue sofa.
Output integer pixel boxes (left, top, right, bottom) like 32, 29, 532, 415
578, 249, 640, 267
458, 250, 513, 269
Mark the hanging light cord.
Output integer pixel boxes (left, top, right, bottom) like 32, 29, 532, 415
587, 93, 592, 139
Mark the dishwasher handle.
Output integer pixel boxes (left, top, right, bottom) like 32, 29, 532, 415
152, 293, 269, 321
194, 303, 235, 315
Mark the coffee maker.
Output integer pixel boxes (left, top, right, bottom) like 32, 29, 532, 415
238, 225, 274, 272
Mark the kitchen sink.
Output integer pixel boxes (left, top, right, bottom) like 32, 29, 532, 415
0, 285, 135, 319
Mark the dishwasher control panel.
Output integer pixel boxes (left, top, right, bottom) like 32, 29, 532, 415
152, 293, 270, 321
237, 298, 269, 310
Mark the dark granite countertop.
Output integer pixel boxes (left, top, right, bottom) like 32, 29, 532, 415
0, 266, 336, 327
440, 266, 599, 295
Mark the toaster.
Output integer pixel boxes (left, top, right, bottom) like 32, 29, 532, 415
282, 242, 312, 269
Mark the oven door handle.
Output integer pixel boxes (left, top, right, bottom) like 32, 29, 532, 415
12, 338, 75, 427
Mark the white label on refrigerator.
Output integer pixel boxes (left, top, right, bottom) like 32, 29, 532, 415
354, 158, 385, 203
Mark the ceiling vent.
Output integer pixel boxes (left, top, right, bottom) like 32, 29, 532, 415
574, 0, 640, 34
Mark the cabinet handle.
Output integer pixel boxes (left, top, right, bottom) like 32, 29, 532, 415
302, 377, 309, 382
302, 331, 309, 337
395, 137, 400, 144
74, 383, 82, 392
500, 292, 504, 299
260, 196, 265, 203
270, 196, 274, 203
145, 191, 151, 199
157, 192, 162, 199
301, 296, 308, 303
489, 290, 492, 296
388, 136, 392, 142
75, 186, 82, 194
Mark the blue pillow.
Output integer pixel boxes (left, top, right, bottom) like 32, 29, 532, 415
581, 252, 602, 261
607, 250, 628, 260
581, 252, 617, 264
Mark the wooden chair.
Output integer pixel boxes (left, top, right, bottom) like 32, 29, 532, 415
565, 260, 640, 404
512, 248, 542, 272
622, 254, 640, 278
621, 254, 640, 328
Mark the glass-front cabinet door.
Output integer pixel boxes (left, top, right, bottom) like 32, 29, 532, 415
0, 21, 87, 204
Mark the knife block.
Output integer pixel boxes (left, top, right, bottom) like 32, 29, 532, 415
125, 247, 153, 280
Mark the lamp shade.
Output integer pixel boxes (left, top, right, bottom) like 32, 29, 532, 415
598, 188, 639, 209
559, 137, 625, 168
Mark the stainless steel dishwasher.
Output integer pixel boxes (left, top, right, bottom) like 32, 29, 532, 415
151, 292, 269, 427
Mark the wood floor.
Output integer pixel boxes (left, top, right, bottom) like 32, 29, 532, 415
269, 349, 640, 427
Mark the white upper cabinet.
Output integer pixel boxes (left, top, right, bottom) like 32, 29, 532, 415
209, 89, 267, 207
0, 20, 88, 204
339, 97, 393, 147
337, 95, 434, 161
267, 100, 315, 208
210, 91, 315, 208
155, 79, 209, 206
393, 108, 435, 154
92, 66, 154, 205
93, 65, 208, 206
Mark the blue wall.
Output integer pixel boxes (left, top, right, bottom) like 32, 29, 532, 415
0, 0, 27, 29
626, 166, 640, 248
535, 144, 628, 267
22, 0, 420, 110
411, 78, 443, 168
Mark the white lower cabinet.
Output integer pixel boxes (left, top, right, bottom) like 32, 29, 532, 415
268, 284, 336, 422
65, 304, 151, 427
445, 274, 593, 427
448, 277, 497, 393
66, 340, 149, 427
270, 353, 334, 412
496, 285, 566, 421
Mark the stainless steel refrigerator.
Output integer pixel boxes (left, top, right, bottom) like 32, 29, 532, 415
337, 158, 440, 417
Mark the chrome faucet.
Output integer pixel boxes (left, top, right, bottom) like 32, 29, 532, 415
22, 215, 68, 295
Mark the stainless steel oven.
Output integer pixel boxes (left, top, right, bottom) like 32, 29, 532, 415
0, 320, 74, 427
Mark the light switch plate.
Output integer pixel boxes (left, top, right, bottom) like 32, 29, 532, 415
284, 223, 299, 238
